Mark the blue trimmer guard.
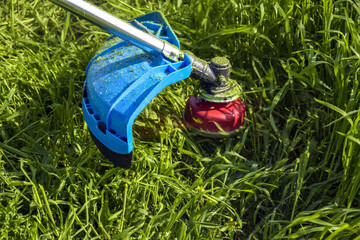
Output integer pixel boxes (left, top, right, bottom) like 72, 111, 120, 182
82, 12, 192, 168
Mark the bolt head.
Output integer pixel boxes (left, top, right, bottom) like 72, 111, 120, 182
210, 57, 230, 68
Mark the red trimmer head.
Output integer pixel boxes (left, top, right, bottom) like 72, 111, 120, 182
184, 55, 246, 137
184, 97, 245, 137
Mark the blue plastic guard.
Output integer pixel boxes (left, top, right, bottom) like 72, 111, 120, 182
82, 12, 192, 158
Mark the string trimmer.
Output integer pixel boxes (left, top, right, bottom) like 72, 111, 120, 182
49, 0, 246, 168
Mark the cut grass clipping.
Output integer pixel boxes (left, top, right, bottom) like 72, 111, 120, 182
1, 0, 360, 239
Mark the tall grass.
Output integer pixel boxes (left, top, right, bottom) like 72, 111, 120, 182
0, 0, 359, 239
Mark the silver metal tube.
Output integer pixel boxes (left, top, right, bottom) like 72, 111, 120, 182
49, 0, 182, 60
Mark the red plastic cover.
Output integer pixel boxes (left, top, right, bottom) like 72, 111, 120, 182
184, 96, 245, 133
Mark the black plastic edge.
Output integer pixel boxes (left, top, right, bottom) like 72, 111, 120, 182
90, 131, 132, 169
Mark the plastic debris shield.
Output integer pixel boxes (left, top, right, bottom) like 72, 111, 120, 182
82, 12, 192, 159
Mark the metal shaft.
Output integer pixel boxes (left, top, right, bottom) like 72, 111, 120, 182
49, 0, 182, 60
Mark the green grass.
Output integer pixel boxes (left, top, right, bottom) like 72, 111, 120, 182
1, 0, 360, 239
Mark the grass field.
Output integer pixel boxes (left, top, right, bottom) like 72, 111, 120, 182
1, 0, 360, 239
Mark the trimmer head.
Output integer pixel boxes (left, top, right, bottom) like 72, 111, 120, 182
184, 96, 245, 138
184, 56, 246, 137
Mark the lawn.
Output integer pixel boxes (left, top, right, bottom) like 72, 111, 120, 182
0, 0, 360, 239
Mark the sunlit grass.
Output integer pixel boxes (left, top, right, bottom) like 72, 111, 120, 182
0, 0, 359, 239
